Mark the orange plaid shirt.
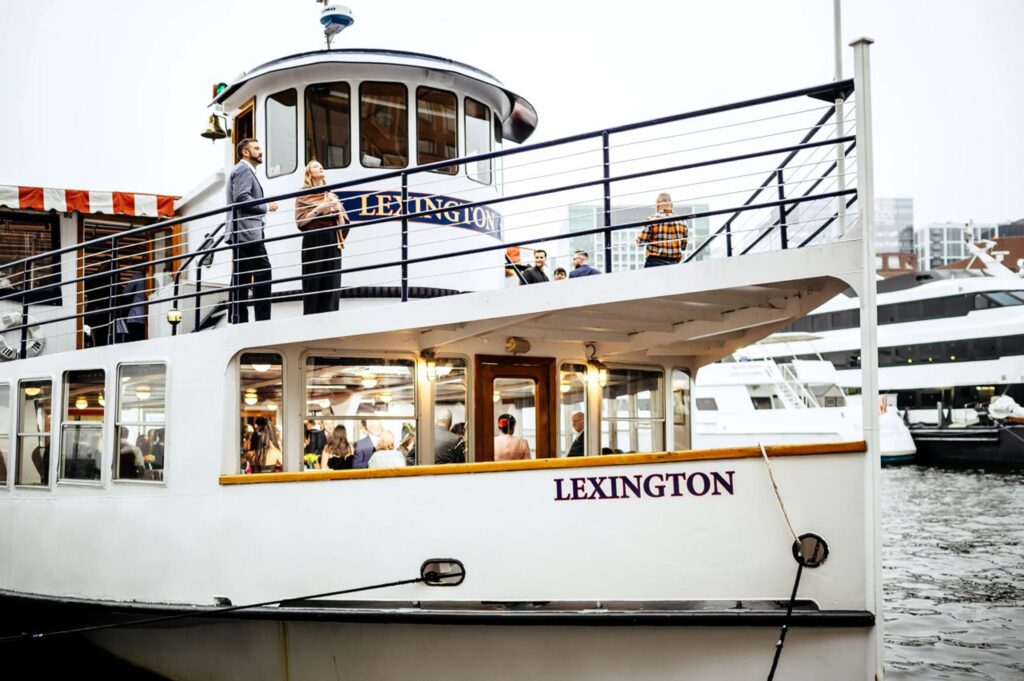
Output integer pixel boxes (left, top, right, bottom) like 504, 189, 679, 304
637, 211, 688, 260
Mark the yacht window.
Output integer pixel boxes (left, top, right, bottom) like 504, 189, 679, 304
266, 89, 298, 178
600, 368, 664, 454
416, 87, 458, 174
360, 82, 408, 169
752, 396, 773, 410
0, 383, 9, 485
971, 336, 1000, 361
1010, 291, 1024, 304
115, 363, 166, 481
671, 369, 690, 451
695, 398, 718, 411
432, 358, 467, 465
559, 364, 587, 457
305, 357, 416, 468
0, 211, 62, 305
240, 353, 284, 474
465, 97, 492, 184
60, 369, 104, 482
974, 293, 994, 310
16, 379, 51, 486
986, 292, 1022, 307
306, 82, 351, 169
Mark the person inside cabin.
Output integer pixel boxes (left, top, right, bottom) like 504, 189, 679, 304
368, 430, 405, 468
553, 267, 567, 281
448, 422, 467, 464
305, 419, 328, 458
118, 426, 144, 479
295, 160, 350, 315
227, 138, 279, 324
115, 268, 148, 343
433, 408, 461, 464
637, 192, 688, 268
320, 424, 353, 470
521, 249, 549, 284
568, 251, 602, 278
494, 413, 530, 461
567, 411, 585, 457
31, 437, 50, 484
149, 428, 165, 471
245, 417, 283, 474
351, 419, 382, 469
399, 422, 416, 466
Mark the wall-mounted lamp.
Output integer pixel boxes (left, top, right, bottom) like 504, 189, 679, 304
586, 343, 609, 387
166, 308, 182, 326
420, 350, 451, 382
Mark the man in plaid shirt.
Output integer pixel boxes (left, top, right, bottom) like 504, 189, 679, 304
637, 192, 687, 267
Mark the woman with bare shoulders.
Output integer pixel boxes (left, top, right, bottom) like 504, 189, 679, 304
494, 413, 530, 461
245, 418, 283, 473
320, 424, 352, 470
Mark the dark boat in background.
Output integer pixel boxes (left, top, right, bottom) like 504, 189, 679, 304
910, 396, 1024, 468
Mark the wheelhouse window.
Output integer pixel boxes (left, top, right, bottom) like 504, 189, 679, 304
416, 87, 458, 174
306, 82, 351, 169
600, 368, 664, 454
60, 369, 104, 482
465, 97, 492, 184
115, 363, 166, 481
0, 211, 62, 305
16, 379, 51, 486
431, 358, 467, 465
360, 82, 408, 169
305, 357, 416, 469
559, 363, 587, 457
672, 369, 691, 451
0, 383, 9, 485
240, 353, 284, 474
265, 88, 298, 178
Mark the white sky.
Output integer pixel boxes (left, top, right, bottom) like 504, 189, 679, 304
0, 0, 1021, 226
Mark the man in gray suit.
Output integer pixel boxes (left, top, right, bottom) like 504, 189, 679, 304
433, 408, 462, 464
228, 138, 278, 323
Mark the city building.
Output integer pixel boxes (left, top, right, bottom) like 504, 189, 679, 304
874, 197, 914, 254
913, 221, 999, 269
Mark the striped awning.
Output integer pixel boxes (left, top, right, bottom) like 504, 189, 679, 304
0, 185, 176, 217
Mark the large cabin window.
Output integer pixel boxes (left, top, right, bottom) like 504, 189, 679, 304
16, 379, 52, 486
60, 369, 104, 482
0, 211, 62, 305
600, 368, 665, 454
360, 82, 408, 169
266, 89, 298, 178
559, 363, 587, 457
431, 358, 467, 464
115, 363, 166, 481
465, 97, 492, 184
306, 82, 351, 169
416, 87, 458, 174
0, 383, 9, 485
305, 356, 416, 469
672, 369, 691, 451
239, 353, 284, 474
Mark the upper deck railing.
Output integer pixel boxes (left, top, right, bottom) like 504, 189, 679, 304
0, 79, 859, 358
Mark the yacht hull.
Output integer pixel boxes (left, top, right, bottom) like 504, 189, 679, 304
911, 424, 1024, 468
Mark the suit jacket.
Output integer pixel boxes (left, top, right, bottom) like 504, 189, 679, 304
521, 267, 549, 284
227, 161, 269, 244
433, 426, 461, 463
568, 430, 585, 457
351, 435, 376, 469
120, 272, 147, 324
569, 264, 602, 278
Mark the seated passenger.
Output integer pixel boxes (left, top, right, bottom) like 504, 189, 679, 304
245, 418, 282, 473
368, 431, 405, 468
494, 413, 530, 461
118, 427, 143, 479
321, 425, 353, 470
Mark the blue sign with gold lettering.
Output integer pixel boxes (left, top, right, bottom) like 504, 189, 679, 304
334, 190, 503, 238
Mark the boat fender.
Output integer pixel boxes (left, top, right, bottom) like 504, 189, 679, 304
0, 311, 45, 360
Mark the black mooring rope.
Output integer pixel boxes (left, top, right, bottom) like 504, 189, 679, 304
766, 558, 805, 681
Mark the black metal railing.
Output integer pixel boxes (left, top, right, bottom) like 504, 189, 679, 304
0, 78, 858, 359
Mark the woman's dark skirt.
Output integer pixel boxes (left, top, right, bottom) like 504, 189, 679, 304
300, 230, 342, 315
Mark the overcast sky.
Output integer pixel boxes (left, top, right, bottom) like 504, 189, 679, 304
0, 0, 1021, 226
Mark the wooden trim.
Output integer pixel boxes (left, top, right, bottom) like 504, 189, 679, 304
474, 355, 557, 461
75, 214, 85, 350
219, 440, 867, 486
232, 97, 256, 164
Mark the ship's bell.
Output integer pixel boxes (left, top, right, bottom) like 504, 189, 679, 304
201, 114, 227, 140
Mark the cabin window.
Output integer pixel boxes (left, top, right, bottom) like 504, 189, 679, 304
493, 114, 504, 195
465, 98, 492, 184
306, 82, 351, 169
416, 87, 458, 174
0, 211, 62, 305
0, 383, 10, 486
559, 363, 587, 457
16, 379, 52, 486
695, 398, 718, 411
305, 356, 416, 468
59, 369, 104, 482
115, 363, 166, 482
672, 369, 691, 451
431, 358, 468, 465
266, 89, 298, 178
239, 353, 284, 474
600, 368, 664, 454
360, 82, 408, 169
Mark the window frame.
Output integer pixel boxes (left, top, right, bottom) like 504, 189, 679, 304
415, 86, 459, 175
0, 210, 63, 306
58, 368, 105, 486
0, 381, 10, 489
304, 81, 353, 170
557, 361, 589, 457
598, 364, 666, 455
428, 354, 471, 465
358, 81, 409, 170
15, 376, 54, 489
113, 361, 169, 485
265, 87, 299, 178
238, 350, 288, 473
464, 96, 493, 185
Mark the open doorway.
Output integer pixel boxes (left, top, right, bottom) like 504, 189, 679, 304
474, 355, 556, 462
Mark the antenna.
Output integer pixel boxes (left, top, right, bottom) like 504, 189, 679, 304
316, 2, 354, 49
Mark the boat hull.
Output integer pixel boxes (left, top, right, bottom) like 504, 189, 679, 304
910, 424, 1024, 468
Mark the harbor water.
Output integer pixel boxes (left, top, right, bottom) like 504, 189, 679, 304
6, 465, 1024, 679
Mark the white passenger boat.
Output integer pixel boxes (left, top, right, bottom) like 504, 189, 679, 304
0, 10, 886, 680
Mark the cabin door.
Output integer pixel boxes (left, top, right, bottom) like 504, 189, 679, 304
474, 355, 557, 462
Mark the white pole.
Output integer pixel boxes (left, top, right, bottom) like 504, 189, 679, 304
852, 35, 884, 681
834, 0, 848, 238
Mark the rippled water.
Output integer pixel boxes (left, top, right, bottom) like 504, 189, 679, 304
882, 465, 1024, 679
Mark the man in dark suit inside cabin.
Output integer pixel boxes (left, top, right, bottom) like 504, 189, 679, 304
433, 409, 462, 464
227, 138, 279, 323
567, 411, 585, 457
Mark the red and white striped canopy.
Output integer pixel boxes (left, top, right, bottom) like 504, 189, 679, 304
0, 184, 176, 218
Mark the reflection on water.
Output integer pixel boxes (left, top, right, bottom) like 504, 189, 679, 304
883, 465, 1024, 680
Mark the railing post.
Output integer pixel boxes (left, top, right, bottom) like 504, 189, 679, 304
401, 173, 409, 302
193, 256, 204, 333
19, 260, 29, 359
777, 168, 788, 249
228, 208, 240, 324
602, 131, 613, 273
109, 235, 119, 345
725, 221, 733, 257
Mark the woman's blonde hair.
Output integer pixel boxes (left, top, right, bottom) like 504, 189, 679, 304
303, 160, 326, 189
